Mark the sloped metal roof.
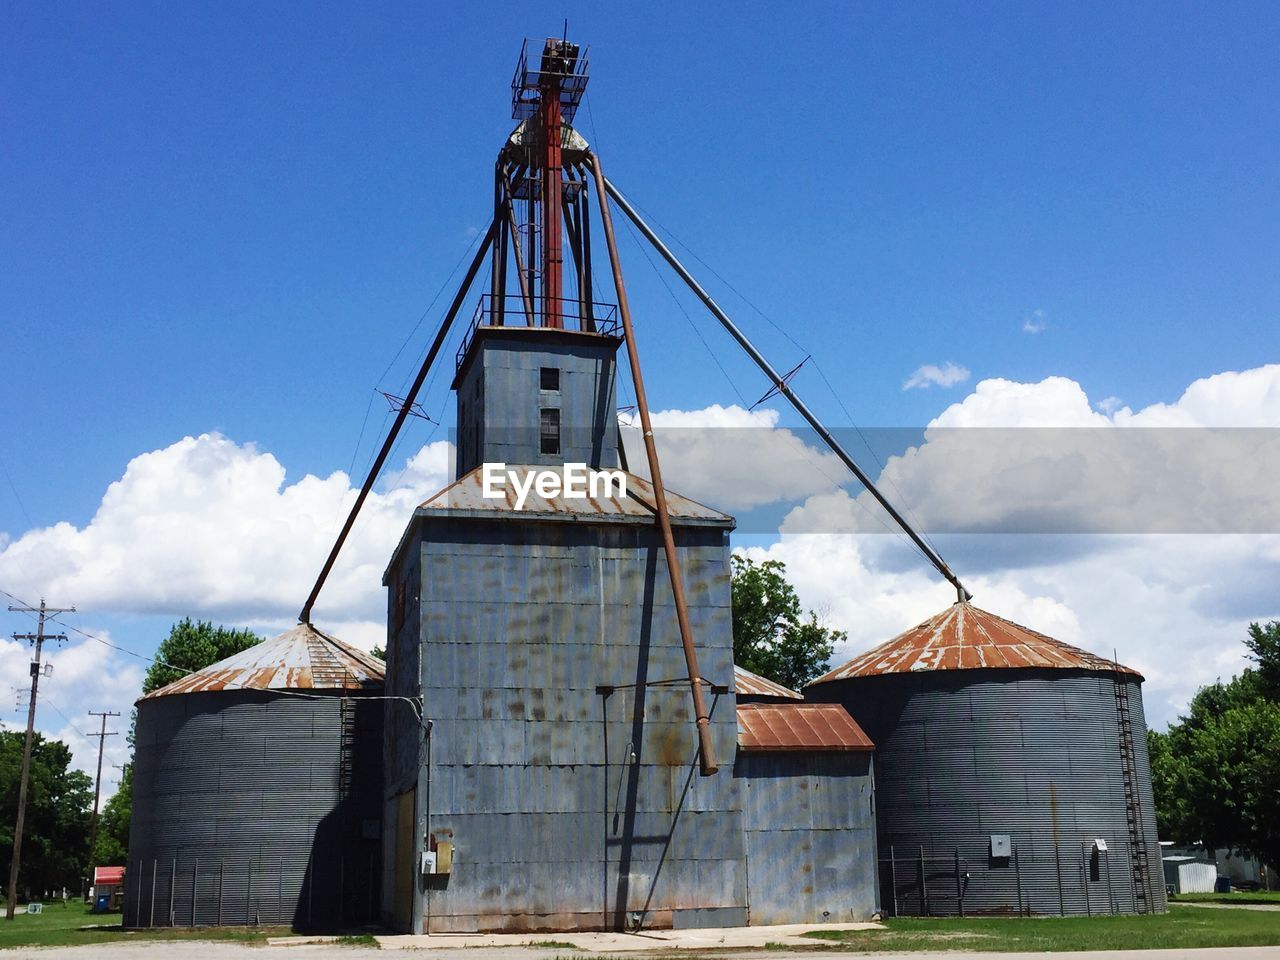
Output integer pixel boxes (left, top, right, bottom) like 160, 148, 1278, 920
733, 664, 803, 700
94, 866, 125, 885
141, 623, 385, 700
417, 464, 732, 526
809, 601, 1142, 685
737, 703, 874, 753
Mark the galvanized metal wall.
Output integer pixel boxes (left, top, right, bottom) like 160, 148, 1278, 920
455, 333, 619, 477
734, 752, 879, 924
128, 690, 383, 929
385, 515, 747, 933
809, 670, 1166, 916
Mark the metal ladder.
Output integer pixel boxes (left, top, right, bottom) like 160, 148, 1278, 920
1114, 672, 1151, 913
338, 697, 356, 796
306, 631, 357, 794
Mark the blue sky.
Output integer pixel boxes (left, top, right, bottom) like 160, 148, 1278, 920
5, 2, 1278, 528
1, 3, 1279, 774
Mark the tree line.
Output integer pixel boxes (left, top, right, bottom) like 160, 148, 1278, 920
1148, 620, 1280, 872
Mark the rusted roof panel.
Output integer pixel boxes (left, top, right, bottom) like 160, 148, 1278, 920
737, 703, 874, 752
733, 664, 803, 700
94, 866, 125, 885
141, 623, 385, 700
417, 465, 732, 525
809, 601, 1142, 685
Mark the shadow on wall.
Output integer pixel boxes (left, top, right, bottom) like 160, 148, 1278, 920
296, 696, 384, 931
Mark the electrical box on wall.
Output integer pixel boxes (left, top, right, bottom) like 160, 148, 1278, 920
422, 840, 453, 875
435, 841, 453, 874
990, 834, 1012, 858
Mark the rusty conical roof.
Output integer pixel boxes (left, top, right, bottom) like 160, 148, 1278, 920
141, 623, 385, 700
809, 601, 1141, 685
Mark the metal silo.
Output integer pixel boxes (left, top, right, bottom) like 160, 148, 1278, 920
806, 601, 1165, 917
127, 624, 385, 929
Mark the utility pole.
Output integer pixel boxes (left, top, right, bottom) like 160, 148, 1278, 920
86, 711, 119, 865
6, 599, 73, 920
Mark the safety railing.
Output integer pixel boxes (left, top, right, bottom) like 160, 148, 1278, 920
456, 295, 620, 370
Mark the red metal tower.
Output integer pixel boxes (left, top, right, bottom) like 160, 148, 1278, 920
499, 38, 593, 330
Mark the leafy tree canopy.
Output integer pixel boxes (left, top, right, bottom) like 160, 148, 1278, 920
91, 764, 131, 867
0, 732, 93, 897
730, 555, 843, 691
142, 617, 262, 694
1150, 620, 1280, 870
1246, 619, 1280, 701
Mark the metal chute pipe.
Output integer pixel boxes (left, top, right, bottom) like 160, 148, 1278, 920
299, 218, 498, 624
588, 152, 718, 776
596, 172, 969, 602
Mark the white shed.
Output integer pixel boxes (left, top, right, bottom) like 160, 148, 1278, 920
1163, 855, 1218, 894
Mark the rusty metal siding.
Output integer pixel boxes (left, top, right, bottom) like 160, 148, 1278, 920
386, 514, 747, 933
127, 690, 383, 929
809, 670, 1165, 917
735, 751, 879, 924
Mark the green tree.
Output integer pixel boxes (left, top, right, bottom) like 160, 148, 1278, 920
730, 555, 843, 691
91, 764, 131, 866
1150, 620, 1280, 870
0, 732, 93, 898
142, 618, 261, 695
1245, 620, 1280, 701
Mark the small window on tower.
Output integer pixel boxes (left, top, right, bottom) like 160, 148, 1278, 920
540, 367, 560, 392
540, 408, 561, 455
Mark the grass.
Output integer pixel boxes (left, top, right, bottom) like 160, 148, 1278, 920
526, 940, 580, 949
335, 933, 381, 947
803, 906, 1280, 952
0, 902, 290, 951
1172, 890, 1280, 905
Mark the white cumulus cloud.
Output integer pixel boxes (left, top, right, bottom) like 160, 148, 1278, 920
621, 404, 848, 511
746, 363, 1280, 728
903, 361, 971, 391
0, 433, 453, 627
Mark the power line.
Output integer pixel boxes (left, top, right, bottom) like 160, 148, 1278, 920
37, 694, 87, 739
0, 452, 34, 531
0, 586, 425, 722
617, 190, 947, 561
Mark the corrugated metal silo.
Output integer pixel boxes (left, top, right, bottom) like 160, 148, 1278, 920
126, 624, 385, 929
806, 601, 1166, 917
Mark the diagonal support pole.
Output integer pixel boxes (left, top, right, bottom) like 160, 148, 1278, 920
587, 153, 718, 776
600, 176, 969, 603
299, 219, 498, 624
